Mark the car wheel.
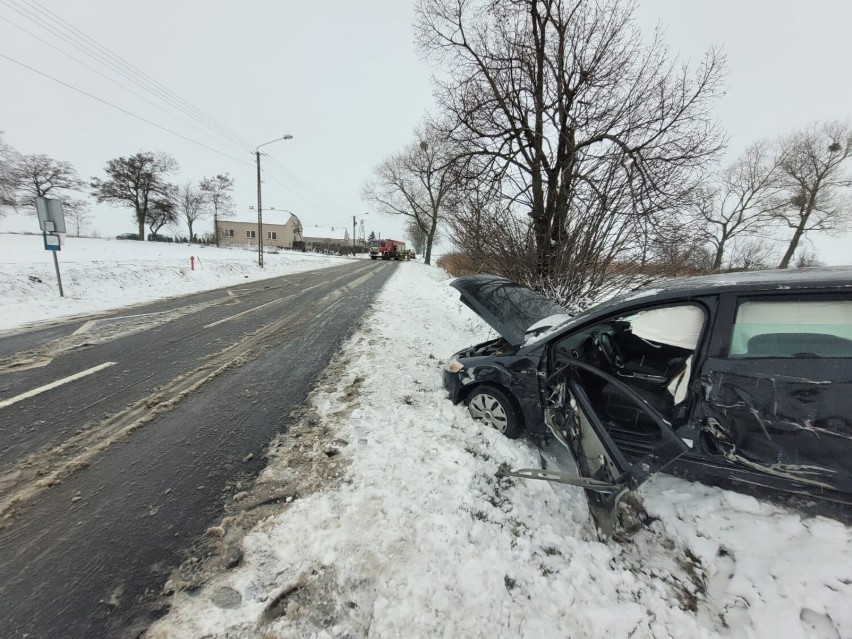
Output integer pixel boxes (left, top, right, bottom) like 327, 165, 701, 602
466, 385, 523, 439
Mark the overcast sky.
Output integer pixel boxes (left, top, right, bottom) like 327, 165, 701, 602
1, 0, 850, 262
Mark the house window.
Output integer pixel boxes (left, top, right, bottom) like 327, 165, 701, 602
223, 229, 234, 237
267, 231, 277, 240
729, 299, 852, 358
246, 230, 256, 239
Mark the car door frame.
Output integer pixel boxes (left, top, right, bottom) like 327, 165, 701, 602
506, 295, 718, 533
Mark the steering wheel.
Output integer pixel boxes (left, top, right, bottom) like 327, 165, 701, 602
594, 331, 624, 371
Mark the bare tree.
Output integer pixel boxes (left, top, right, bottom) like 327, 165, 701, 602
726, 236, 775, 271
91, 152, 178, 240
64, 198, 92, 237
416, 0, 725, 298
13, 153, 85, 208
446, 158, 525, 274
362, 126, 463, 265
178, 181, 207, 240
147, 192, 178, 236
795, 248, 825, 268
449, 188, 539, 285
774, 121, 852, 268
646, 219, 715, 274
198, 173, 235, 247
406, 217, 428, 256
692, 140, 784, 270
0, 131, 18, 211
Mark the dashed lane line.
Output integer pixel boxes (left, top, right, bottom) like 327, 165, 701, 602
0, 362, 117, 410
203, 297, 287, 329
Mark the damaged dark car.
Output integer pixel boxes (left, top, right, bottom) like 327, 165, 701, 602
443, 269, 852, 527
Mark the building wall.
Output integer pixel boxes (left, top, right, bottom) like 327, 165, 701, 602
218, 218, 299, 249
302, 234, 350, 252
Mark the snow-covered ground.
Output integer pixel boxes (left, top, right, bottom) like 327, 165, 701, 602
2, 233, 850, 637
0, 233, 353, 332
141, 263, 852, 639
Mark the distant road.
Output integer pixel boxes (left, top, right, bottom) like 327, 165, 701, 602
0, 259, 395, 638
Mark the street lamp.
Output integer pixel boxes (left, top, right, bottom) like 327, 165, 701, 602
255, 134, 293, 268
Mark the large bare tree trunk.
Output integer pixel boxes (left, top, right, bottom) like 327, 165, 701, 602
778, 214, 809, 269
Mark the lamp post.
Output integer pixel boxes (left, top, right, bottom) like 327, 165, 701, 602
255, 134, 293, 267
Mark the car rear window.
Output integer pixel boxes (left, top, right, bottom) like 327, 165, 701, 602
729, 300, 852, 358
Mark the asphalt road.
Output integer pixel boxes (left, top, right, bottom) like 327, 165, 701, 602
0, 259, 396, 638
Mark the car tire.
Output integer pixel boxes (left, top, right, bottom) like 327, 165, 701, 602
465, 385, 523, 439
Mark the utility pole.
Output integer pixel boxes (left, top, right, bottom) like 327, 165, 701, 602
254, 134, 293, 268
256, 150, 264, 268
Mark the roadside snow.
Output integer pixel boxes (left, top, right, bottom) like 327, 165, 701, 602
0, 233, 352, 332
148, 263, 852, 639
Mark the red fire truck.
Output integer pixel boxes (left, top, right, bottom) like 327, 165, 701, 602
368, 239, 406, 260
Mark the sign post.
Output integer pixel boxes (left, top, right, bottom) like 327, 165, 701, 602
35, 197, 66, 298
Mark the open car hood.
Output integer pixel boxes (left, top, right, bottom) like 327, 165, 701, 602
450, 275, 568, 346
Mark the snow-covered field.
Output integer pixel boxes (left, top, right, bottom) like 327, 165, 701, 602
142, 264, 852, 639
0, 233, 354, 332
2, 233, 849, 637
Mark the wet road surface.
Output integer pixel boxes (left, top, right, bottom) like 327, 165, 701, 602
0, 259, 395, 638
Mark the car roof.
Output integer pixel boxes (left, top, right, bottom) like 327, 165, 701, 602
519, 266, 852, 350
633, 266, 852, 295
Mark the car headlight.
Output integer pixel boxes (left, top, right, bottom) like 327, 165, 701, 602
444, 357, 465, 373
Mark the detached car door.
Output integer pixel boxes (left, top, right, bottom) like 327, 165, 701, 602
697, 293, 852, 502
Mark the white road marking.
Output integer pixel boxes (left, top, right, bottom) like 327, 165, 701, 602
203, 298, 284, 328
0, 361, 117, 410
72, 319, 98, 335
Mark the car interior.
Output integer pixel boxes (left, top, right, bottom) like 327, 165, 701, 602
551, 305, 705, 457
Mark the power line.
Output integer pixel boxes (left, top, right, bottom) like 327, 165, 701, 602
0, 13, 251, 157
1, 0, 362, 217
264, 155, 360, 216
17, 0, 255, 151
1, 0, 366, 220
1, 0, 254, 154
259, 167, 348, 218
0, 51, 253, 166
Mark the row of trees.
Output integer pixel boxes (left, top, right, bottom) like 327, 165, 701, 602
90, 152, 236, 244
362, 0, 851, 302
694, 122, 851, 271
0, 132, 237, 244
